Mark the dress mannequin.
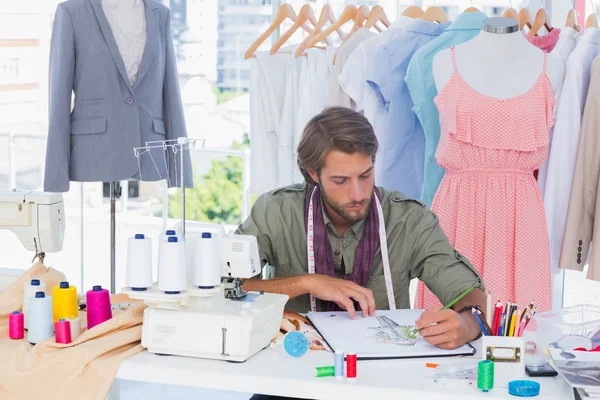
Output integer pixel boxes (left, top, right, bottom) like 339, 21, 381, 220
433, 20, 564, 99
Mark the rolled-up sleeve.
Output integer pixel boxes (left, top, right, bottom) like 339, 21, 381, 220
408, 209, 484, 306
235, 193, 279, 275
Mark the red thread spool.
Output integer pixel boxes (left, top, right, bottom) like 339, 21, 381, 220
9, 311, 24, 339
55, 319, 72, 344
346, 353, 357, 379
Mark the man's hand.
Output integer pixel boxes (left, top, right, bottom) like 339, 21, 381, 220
303, 274, 376, 319
415, 306, 480, 350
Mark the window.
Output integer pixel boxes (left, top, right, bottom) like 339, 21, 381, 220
0, 0, 595, 314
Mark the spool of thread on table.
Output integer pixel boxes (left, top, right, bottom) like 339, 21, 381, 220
158, 236, 187, 294
192, 232, 221, 289
9, 311, 24, 339
346, 353, 357, 380
478, 360, 495, 392
334, 350, 344, 378
68, 316, 82, 340
126, 234, 153, 291
160, 229, 178, 242
54, 319, 72, 344
28, 292, 54, 345
52, 281, 78, 323
314, 366, 335, 378
86, 285, 112, 329
23, 279, 46, 329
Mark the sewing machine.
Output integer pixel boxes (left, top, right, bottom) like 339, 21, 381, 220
0, 190, 65, 263
125, 234, 289, 363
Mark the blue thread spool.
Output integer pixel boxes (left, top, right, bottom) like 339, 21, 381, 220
508, 380, 540, 397
334, 350, 344, 378
283, 331, 310, 358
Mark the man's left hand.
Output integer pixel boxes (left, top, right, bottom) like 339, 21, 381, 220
415, 306, 480, 350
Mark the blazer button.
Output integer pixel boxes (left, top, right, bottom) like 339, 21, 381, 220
126, 97, 134, 105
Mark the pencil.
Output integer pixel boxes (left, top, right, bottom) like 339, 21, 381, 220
492, 302, 502, 336
474, 307, 493, 335
509, 313, 517, 336
472, 308, 489, 336
486, 291, 493, 327
514, 309, 522, 337
442, 287, 475, 310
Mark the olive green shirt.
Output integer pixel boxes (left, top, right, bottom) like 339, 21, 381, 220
236, 184, 484, 313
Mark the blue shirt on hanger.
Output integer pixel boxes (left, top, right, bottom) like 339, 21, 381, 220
405, 12, 488, 207
367, 19, 450, 200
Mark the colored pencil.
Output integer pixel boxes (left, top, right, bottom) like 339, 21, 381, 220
473, 308, 489, 336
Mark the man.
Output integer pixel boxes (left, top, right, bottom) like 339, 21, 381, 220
237, 108, 485, 397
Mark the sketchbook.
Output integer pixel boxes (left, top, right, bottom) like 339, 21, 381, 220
550, 348, 600, 395
306, 310, 476, 360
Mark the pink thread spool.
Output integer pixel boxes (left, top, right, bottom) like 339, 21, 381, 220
86, 285, 112, 329
55, 319, 72, 344
9, 311, 24, 339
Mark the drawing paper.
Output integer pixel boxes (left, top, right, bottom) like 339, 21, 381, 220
307, 310, 476, 360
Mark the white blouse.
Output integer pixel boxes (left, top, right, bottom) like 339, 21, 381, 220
102, 0, 147, 85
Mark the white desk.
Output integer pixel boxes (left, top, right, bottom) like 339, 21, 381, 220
116, 342, 575, 400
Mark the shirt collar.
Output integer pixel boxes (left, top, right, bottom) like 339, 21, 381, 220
404, 18, 452, 36
583, 27, 600, 45
560, 26, 581, 40
446, 12, 488, 31
390, 16, 415, 30
321, 198, 366, 240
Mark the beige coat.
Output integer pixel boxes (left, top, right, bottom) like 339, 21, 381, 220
560, 56, 600, 281
0, 263, 145, 400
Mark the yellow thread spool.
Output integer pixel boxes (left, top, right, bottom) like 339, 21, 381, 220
52, 281, 78, 323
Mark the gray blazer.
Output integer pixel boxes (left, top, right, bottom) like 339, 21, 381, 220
44, 0, 192, 192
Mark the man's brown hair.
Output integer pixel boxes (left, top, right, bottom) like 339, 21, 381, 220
297, 107, 378, 184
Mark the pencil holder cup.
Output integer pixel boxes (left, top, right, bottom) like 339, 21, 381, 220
481, 336, 525, 388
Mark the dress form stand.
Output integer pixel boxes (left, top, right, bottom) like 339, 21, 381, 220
432, 17, 565, 98
110, 181, 121, 294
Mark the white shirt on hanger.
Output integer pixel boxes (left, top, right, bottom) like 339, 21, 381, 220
552, 26, 581, 65
536, 26, 581, 194
102, 0, 147, 85
250, 51, 290, 195
293, 47, 336, 184
337, 17, 412, 183
328, 27, 376, 108
542, 27, 600, 272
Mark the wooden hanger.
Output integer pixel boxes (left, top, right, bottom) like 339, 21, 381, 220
365, 5, 391, 32
333, 5, 370, 64
305, 5, 358, 48
566, 9, 577, 28
421, 6, 449, 23
403, 5, 424, 18
586, 13, 599, 29
295, 5, 343, 58
504, 8, 518, 19
587, 0, 599, 29
271, 4, 317, 55
528, 7, 553, 37
518, 8, 532, 31
245, 4, 311, 59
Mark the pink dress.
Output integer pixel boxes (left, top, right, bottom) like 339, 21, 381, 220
415, 48, 555, 313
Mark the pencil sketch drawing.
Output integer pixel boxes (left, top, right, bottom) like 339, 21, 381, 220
368, 315, 420, 346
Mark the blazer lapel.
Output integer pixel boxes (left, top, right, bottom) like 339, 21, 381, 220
89, 0, 134, 92
133, 2, 159, 90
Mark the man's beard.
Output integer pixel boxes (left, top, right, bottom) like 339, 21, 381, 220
321, 186, 373, 224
